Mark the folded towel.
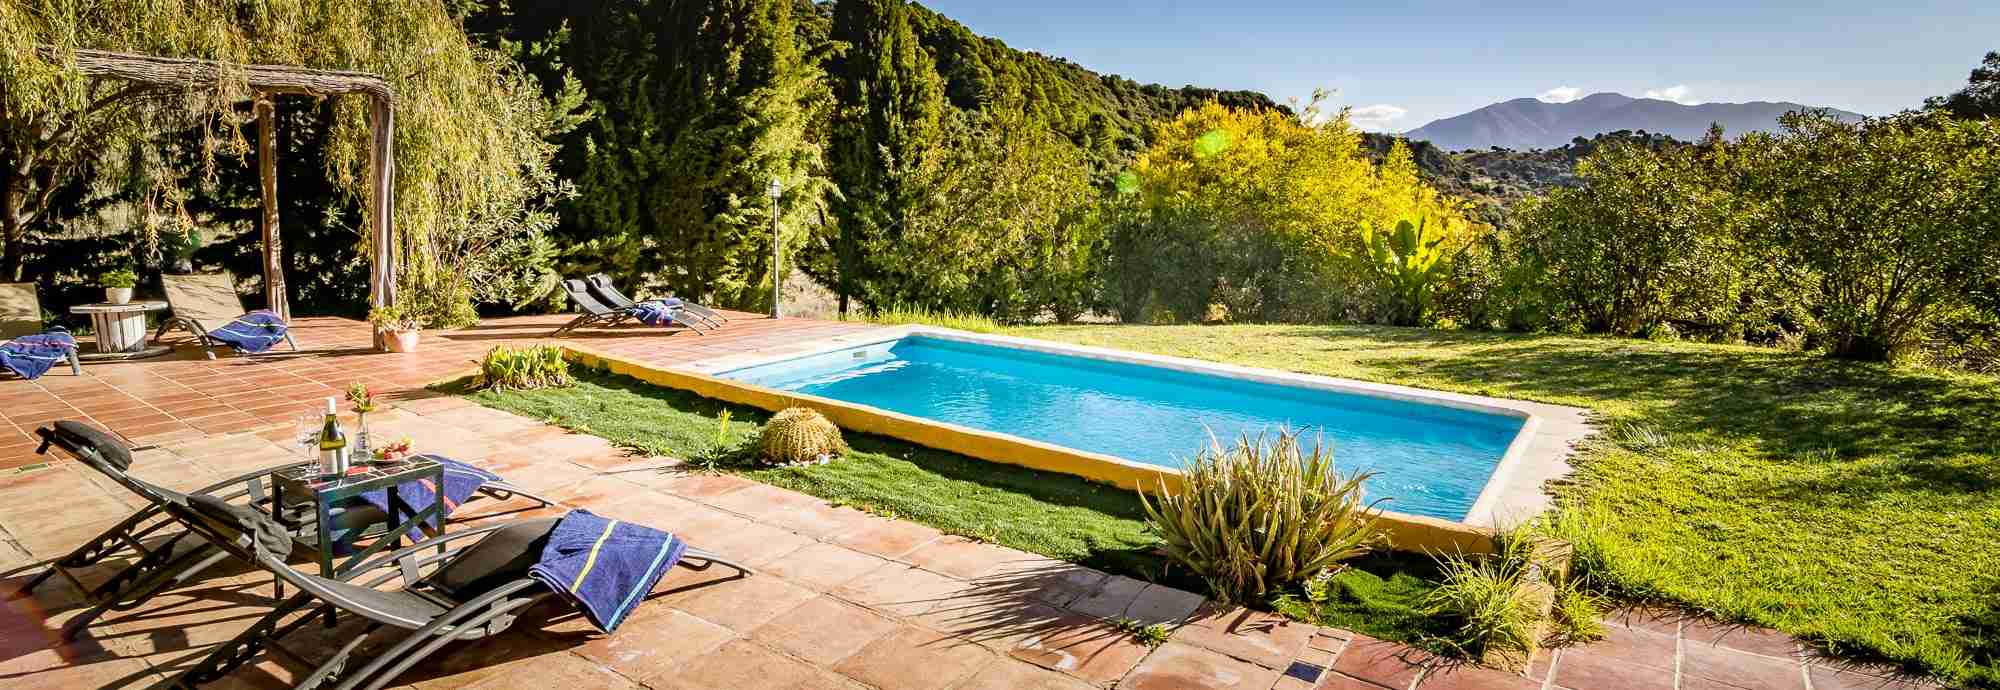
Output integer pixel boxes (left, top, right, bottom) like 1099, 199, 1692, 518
528, 509, 687, 634
628, 302, 682, 327
206, 310, 289, 353
352, 455, 500, 538
0, 331, 76, 380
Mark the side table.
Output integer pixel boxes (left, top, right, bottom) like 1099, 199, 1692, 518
268, 457, 447, 578
68, 301, 173, 361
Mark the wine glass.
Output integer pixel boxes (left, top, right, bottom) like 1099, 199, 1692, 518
294, 409, 323, 467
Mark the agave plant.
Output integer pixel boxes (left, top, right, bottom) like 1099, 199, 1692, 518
1140, 429, 1384, 604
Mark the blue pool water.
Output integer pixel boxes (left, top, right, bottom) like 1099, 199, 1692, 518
719, 336, 1523, 520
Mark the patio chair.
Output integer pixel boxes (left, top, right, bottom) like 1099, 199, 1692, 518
162, 493, 748, 690
0, 282, 81, 378
154, 271, 299, 358
584, 273, 728, 329
15, 421, 562, 641
549, 278, 706, 336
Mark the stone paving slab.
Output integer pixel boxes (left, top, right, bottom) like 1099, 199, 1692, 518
0, 314, 1946, 689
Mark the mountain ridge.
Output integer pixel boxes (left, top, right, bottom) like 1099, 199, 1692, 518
1403, 92, 1864, 151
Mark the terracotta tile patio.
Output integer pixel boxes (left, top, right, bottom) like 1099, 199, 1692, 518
0, 314, 1943, 689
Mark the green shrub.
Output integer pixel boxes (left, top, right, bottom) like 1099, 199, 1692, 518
756, 407, 847, 466
1140, 430, 1383, 604
472, 344, 573, 391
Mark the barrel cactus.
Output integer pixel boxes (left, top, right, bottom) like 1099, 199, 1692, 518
757, 408, 847, 466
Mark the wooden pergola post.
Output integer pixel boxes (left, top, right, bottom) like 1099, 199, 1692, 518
255, 94, 288, 322
54, 47, 399, 348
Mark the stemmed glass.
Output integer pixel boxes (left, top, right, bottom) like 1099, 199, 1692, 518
295, 409, 329, 475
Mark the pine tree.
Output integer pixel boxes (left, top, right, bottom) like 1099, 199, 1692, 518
824, 0, 947, 313
564, 0, 829, 309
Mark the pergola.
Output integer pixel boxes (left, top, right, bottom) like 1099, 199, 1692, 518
57, 48, 398, 341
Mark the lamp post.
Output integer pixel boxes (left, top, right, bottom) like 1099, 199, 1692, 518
769, 178, 783, 319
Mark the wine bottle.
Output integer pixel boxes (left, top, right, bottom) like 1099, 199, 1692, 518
318, 396, 349, 476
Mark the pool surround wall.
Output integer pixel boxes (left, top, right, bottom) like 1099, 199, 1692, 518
560, 327, 1592, 556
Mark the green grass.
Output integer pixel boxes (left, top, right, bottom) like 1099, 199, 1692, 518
840, 305, 1004, 333
464, 368, 1442, 643
1009, 323, 2000, 686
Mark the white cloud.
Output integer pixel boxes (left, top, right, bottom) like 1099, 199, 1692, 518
1348, 104, 1408, 130
1538, 86, 1582, 103
1643, 84, 1698, 104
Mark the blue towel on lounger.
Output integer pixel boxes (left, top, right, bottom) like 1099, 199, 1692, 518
0, 331, 75, 380
528, 509, 687, 634
628, 302, 681, 327
351, 455, 500, 538
205, 310, 289, 353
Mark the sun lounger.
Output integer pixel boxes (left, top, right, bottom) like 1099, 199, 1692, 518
585, 273, 728, 328
15, 421, 561, 640
162, 495, 747, 690
154, 271, 299, 358
549, 278, 706, 336
0, 282, 81, 378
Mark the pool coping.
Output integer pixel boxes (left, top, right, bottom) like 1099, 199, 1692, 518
567, 326, 1593, 553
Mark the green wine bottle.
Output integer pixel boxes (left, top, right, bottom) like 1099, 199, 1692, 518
318, 396, 349, 476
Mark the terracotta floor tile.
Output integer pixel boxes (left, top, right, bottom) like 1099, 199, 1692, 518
1067, 574, 1149, 620
1173, 604, 1316, 669
833, 517, 943, 560
1117, 641, 1280, 690
652, 638, 857, 690
1007, 615, 1155, 685
564, 609, 735, 682
760, 541, 891, 591
1548, 648, 1676, 690
1415, 663, 1543, 689
1330, 635, 1434, 690
670, 572, 817, 632
749, 594, 901, 665
833, 562, 970, 617
958, 658, 1102, 690
833, 624, 998, 690
1682, 641, 1808, 690
1807, 665, 1944, 690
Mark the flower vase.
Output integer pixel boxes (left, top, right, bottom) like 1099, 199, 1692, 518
354, 413, 372, 464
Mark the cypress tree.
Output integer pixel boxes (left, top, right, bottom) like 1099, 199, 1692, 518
825, 0, 947, 313
565, 0, 828, 309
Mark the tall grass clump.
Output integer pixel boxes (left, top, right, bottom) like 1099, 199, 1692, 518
1423, 521, 1602, 668
1141, 430, 1384, 604
472, 344, 573, 391
846, 305, 1004, 333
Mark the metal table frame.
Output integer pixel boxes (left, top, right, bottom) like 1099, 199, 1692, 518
268, 458, 445, 578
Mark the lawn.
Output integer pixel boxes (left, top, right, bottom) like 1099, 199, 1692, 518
1013, 323, 2000, 685
465, 369, 1443, 643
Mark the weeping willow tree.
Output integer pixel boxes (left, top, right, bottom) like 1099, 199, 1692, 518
0, 0, 575, 326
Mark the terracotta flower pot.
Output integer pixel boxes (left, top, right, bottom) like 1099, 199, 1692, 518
105, 287, 133, 305
385, 330, 421, 353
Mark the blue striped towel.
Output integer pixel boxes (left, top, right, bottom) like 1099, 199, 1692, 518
352, 455, 501, 538
628, 302, 681, 327
206, 310, 289, 353
0, 331, 75, 380
528, 509, 687, 634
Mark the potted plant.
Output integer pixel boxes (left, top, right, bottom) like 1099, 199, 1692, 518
369, 304, 423, 353
102, 268, 138, 305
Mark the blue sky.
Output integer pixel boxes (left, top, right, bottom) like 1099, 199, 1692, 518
916, 0, 1999, 131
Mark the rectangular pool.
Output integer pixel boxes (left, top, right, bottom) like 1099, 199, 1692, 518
717, 334, 1527, 521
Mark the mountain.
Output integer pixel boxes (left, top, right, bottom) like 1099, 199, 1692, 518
1403, 92, 1864, 151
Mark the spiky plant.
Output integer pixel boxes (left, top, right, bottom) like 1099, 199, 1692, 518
1140, 429, 1384, 604
472, 344, 573, 391
757, 407, 847, 466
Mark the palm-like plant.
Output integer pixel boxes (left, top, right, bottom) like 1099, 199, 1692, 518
1140, 429, 1384, 604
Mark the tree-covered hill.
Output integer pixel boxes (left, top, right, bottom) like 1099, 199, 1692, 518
800, 1, 1281, 178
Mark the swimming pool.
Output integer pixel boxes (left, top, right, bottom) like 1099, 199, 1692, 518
718, 334, 1527, 520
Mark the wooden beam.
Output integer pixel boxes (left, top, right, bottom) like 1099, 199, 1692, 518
55, 48, 393, 100
255, 95, 288, 322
